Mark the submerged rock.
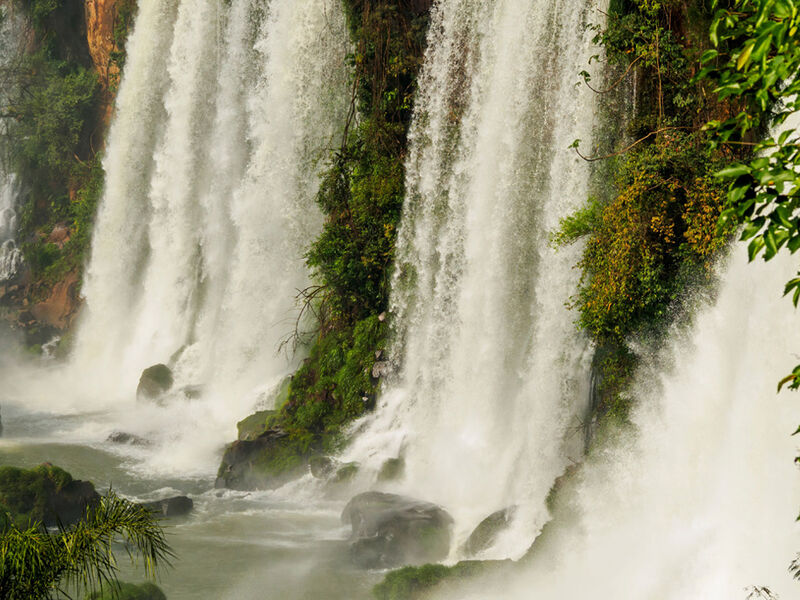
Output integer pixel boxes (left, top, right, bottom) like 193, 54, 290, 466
136, 364, 173, 401
461, 506, 517, 557
141, 495, 193, 518
342, 491, 453, 568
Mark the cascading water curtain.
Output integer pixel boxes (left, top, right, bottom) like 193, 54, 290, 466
433, 246, 800, 600
344, 0, 605, 559
70, 0, 350, 474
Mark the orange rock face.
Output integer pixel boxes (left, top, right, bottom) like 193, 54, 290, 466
30, 270, 81, 331
85, 0, 119, 89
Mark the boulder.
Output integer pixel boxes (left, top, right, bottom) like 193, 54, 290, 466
461, 506, 516, 557
136, 364, 173, 401
215, 426, 306, 490
141, 495, 193, 518
106, 431, 150, 446
342, 491, 454, 568
377, 457, 405, 482
0, 464, 100, 527
236, 409, 276, 441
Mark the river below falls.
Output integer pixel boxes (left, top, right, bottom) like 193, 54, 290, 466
0, 402, 379, 600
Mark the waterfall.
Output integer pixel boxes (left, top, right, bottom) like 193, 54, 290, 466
0, 9, 24, 285
436, 245, 800, 599
69, 0, 350, 474
0, 176, 21, 283
343, 0, 603, 558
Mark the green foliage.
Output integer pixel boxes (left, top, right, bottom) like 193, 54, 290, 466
563, 0, 733, 421
0, 464, 74, 528
282, 315, 387, 443
576, 132, 728, 341
699, 0, 800, 388
270, 1, 431, 473
0, 491, 173, 600
308, 1, 429, 323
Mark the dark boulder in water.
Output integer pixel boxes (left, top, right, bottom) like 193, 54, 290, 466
461, 506, 516, 557
342, 491, 453, 568
106, 431, 150, 446
136, 364, 173, 401
141, 495, 193, 518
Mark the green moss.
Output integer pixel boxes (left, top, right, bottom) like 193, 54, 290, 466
560, 0, 737, 428
373, 561, 500, 600
377, 457, 404, 481
251, 1, 433, 483
0, 464, 73, 528
85, 581, 167, 600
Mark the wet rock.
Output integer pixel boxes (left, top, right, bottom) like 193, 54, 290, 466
136, 364, 173, 401
371, 360, 391, 380
141, 495, 193, 518
0, 464, 100, 527
331, 462, 359, 484
215, 426, 305, 490
106, 431, 150, 446
309, 455, 335, 479
180, 384, 203, 400
236, 409, 276, 441
461, 506, 516, 557
377, 457, 405, 482
342, 491, 454, 568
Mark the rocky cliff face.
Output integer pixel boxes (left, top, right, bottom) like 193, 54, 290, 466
85, 0, 130, 123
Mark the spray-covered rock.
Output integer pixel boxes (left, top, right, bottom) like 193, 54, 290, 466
136, 364, 173, 402
342, 491, 453, 568
461, 506, 516, 557
141, 495, 193, 518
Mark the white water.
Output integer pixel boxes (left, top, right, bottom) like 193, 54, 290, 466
0, 175, 21, 283
343, 0, 603, 559
433, 245, 800, 599
30, 0, 352, 474
0, 9, 24, 284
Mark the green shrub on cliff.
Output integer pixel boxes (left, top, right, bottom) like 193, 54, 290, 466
560, 0, 736, 422
259, 0, 431, 468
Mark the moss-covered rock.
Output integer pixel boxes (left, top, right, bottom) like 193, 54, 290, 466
373, 560, 505, 600
215, 427, 310, 490
461, 506, 516, 557
331, 462, 359, 484
136, 364, 173, 401
85, 581, 166, 600
377, 457, 405, 482
342, 491, 453, 569
236, 410, 276, 442
0, 463, 99, 528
